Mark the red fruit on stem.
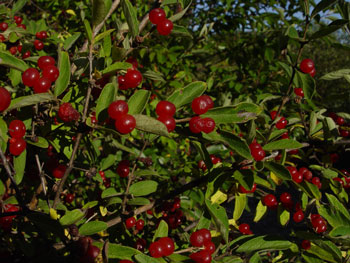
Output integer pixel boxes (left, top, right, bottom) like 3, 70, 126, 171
300, 59, 314, 74
125, 217, 136, 229
124, 69, 142, 88
294, 88, 304, 97
0, 22, 8, 31
157, 115, 176, 132
202, 117, 215, 133
190, 250, 212, 263
9, 46, 17, 55
192, 96, 209, 115
263, 194, 278, 209
293, 210, 304, 223
309, 67, 316, 77
135, 219, 145, 231
201, 95, 214, 109
336, 116, 345, 125
189, 116, 204, 133
270, 110, 278, 120
52, 164, 67, 179
198, 160, 207, 171
301, 240, 311, 250
38, 56, 55, 69
117, 160, 130, 178
118, 75, 128, 90
22, 51, 30, 59
158, 237, 174, 256
239, 223, 251, 235
115, 114, 136, 134
157, 19, 173, 35
149, 8, 166, 25
156, 101, 176, 117
9, 138, 26, 156
42, 65, 59, 82
9, 120, 26, 138
58, 103, 80, 122
239, 183, 257, 194
22, 68, 40, 87
276, 117, 288, 129
14, 16, 23, 25
0, 34, 5, 42
0, 87, 11, 112
34, 39, 44, 50
149, 241, 164, 258
33, 77, 52, 93
204, 241, 216, 254
86, 245, 100, 261
280, 192, 292, 205
108, 100, 129, 120
65, 193, 74, 203
17, 24, 26, 29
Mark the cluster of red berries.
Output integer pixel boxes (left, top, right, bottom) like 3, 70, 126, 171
198, 154, 221, 171
149, 8, 174, 36
156, 100, 176, 132
310, 214, 327, 233
0, 204, 19, 231
238, 182, 257, 193
117, 160, 130, 178
58, 103, 80, 123
78, 237, 100, 263
239, 223, 253, 235
189, 95, 215, 133
22, 56, 59, 93
0, 87, 11, 112
98, 171, 111, 188
118, 65, 143, 90
270, 110, 288, 130
8, 43, 31, 59
189, 228, 215, 263
249, 141, 265, 162
160, 198, 183, 229
149, 236, 175, 258
125, 216, 145, 232
300, 58, 316, 77
8, 119, 26, 156
108, 100, 136, 134
288, 166, 322, 188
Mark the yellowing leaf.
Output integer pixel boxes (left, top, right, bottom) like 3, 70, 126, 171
211, 190, 227, 204
99, 206, 107, 216
270, 172, 283, 185
210, 230, 221, 237
229, 218, 239, 228
66, 9, 76, 16
98, 231, 109, 237
49, 208, 60, 220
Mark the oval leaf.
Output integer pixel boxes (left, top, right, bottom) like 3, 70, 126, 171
101, 62, 132, 75
264, 162, 291, 180
96, 83, 115, 120
54, 51, 71, 97
92, 0, 106, 27
108, 243, 141, 259
59, 209, 85, 226
152, 219, 168, 241
129, 180, 158, 197
128, 90, 150, 115
263, 139, 303, 151
205, 199, 229, 243
134, 114, 169, 137
14, 149, 26, 184
236, 235, 293, 253
7, 93, 56, 111
121, 0, 139, 38
233, 193, 247, 221
167, 81, 206, 108
0, 51, 28, 71
79, 220, 108, 236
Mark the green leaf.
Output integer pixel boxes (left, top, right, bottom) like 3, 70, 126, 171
64, 33, 81, 51
263, 139, 303, 151
296, 71, 316, 99
101, 62, 132, 75
236, 235, 293, 253
128, 90, 150, 115
92, 0, 106, 27
171, 25, 193, 38
96, 83, 115, 120
14, 149, 26, 185
79, 221, 108, 236
299, 181, 321, 200
129, 180, 158, 197
0, 51, 28, 71
134, 254, 160, 263
84, 20, 92, 42
9, 68, 22, 87
167, 81, 207, 108
101, 188, 120, 199
169, 1, 192, 22
0, 179, 5, 196
310, 19, 348, 40
278, 206, 290, 226
121, 0, 139, 38
265, 162, 291, 180
108, 243, 141, 259
254, 200, 267, 222
311, 0, 339, 19
11, 0, 28, 15
95, 29, 115, 43
201, 103, 263, 124
233, 193, 247, 221
152, 220, 168, 241
329, 226, 350, 237
143, 70, 166, 83
59, 209, 85, 226
204, 131, 252, 160
127, 197, 150, 205
205, 199, 229, 243
0, 117, 8, 152
233, 170, 254, 190
134, 115, 169, 137
100, 154, 115, 170
7, 93, 56, 111
325, 193, 350, 220
321, 68, 350, 81
26, 137, 49, 148
306, 242, 340, 263
54, 51, 71, 97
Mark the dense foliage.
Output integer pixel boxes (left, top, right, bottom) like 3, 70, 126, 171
0, 0, 350, 262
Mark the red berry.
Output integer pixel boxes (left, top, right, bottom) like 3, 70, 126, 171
202, 117, 215, 133
301, 240, 311, 250
125, 57, 139, 69
239, 183, 257, 193
192, 96, 209, 115
263, 194, 278, 209
118, 75, 128, 90
333, 177, 344, 187
280, 192, 292, 205
135, 238, 147, 252
0, 87, 11, 112
115, 114, 136, 134
156, 101, 176, 117
149, 241, 164, 258
309, 67, 316, 77
9, 120, 26, 138
108, 100, 129, 120
33, 77, 52, 93
99, 171, 105, 180
22, 68, 40, 87
294, 88, 304, 97
190, 229, 211, 247
42, 65, 59, 82
34, 40, 44, 50
198, 228, 211, 243
157, 19, 173, 35
17, 45, 22, 52
315, 223, 327, 233
276, 117, 288, 129
124, 69, 142, 88
22, 51, 30, 59
210, 154, 221, 164
65, 193, 74, 203
14, 16, 23, 25
293, 210, 304, 223
86, 245, 100, 261
0, 34, 5, 42
58, 103, 80, 122
336, 116, 345, 125
239, 223, 251, 235
39, 31, 48, 39
198, 160, 207, 171
340, 128, 349, 137
158, 237, 174, 256
190, 250, 212, 263
149, 8, 166, 25
189, 116, 205, 133
201, 95, 214, 109
135, 219, 145, 231
157, 115, 176, 132
125, 217, 136, 229
281, 132, 289, 139
117, 160, 130, 178
17, 24, 26, 29
311, 177, 321, 189
204, 241, 216, 254
270, 110, 278, 120
9, 138, 26, 156
0, 204, 19, 230
250, 147, 265, 162
9, 46, 17, 55
52, 164, 67, 179
0, 22, 8, 31
38, 56, 55, 69
300, 59, 314, 74
292, 172, 303, 184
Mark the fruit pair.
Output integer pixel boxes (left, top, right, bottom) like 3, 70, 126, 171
8, 119, 27, 156
149, 8, 174, 36
311, 214, 327, 233
108, 100, 136, 134
287, 166, 303, 183
156, 101, 176, 132
149, 237, 175, 258
249, 142, 265, 161
189, 228, 215, 262
118, 69, 143, 90
125, 216, 145, 231
300, 58, 316, 77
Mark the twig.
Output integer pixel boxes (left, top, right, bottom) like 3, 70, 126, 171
175, 117, 191, 123
174, 247, 196, 254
